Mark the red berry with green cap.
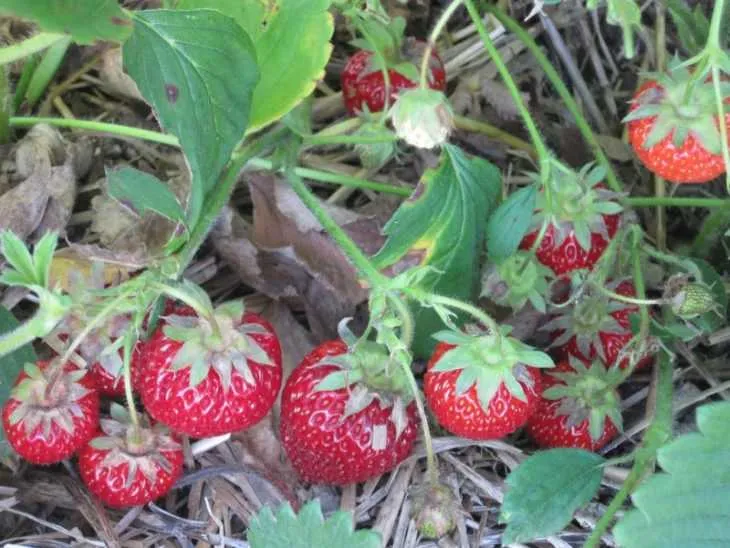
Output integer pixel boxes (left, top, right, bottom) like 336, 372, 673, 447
78, 404, 183, 508
519, 163, 623, 276
625, 61, 730, 184
424, 326, 554, 440
280, 340, 418, 485
2, 359, 100, 464
341, 17, 446, 115
526, 358, 622, 451
137, 300, 282, 438
541, 279, 655, 371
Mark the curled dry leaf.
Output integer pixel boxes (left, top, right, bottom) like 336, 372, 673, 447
211, 172, 379, 340
98, 46, 144, 102
89, 173, 189, 261
48, 247, 135, 292
0, 125, 84, 242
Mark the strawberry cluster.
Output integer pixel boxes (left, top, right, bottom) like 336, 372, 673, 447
2, 298, 284, 508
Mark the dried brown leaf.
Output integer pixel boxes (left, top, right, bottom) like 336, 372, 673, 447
98, 46, 144, 102
212, 172, 381, 339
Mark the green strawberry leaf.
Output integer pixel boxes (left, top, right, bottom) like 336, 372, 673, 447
0, 231, 58, 289
247, 500, 381, 548
107, 167, 187, 227
500, 449, 605, 544
666, 0, 710, 55
486, 184, 536, 264
122, 9, 259, 227
0, 0, 133, 44
614, 401, 730, 547
175, 0, 334, 133
372, 144, 501, 358
0, 306, 38, 459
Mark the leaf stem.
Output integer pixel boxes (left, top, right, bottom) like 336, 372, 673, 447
484, 3, 624, 193
462, 0, 550, 163
453, 114, 536, 156
419, 0, 464, 88
626, 196, 730, 208
175, 127, 289, 274
583, 351, 674, 548
411, 290, 501, 336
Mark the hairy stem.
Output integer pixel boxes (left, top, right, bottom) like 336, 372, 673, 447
484, 3, 624, 193
420, 0, 464, 88
584, 351, 674, 547
175, 127, 288, 274
0, 292, 70, 358
462, 0, 550, 162
389, 295, 438, 482
285, 170, 388, 287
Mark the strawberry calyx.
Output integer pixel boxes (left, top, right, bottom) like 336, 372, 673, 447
541, 279, 632, 360
623, 59, 730, 154
351, 16, 433, 84
431, 325, 554, 413
54, 311, 132, 380
528, 162, 623, 252
542, 358, 623, 441
312, 340, 413, 444
89, 404, 180, 488
162, 300, 276, 390
480, 251, 553, 312
9, 358, 93, 438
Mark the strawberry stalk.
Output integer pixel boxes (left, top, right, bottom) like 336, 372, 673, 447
483, 3, 624, 194
417, 0, 462, 89
584, 351, 674, 547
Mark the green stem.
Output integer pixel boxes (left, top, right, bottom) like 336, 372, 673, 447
389, 295, 438, 482
175, 127, 288, 274
0, 291, 70, 358
484, 4, 624, 193
711, 66, 730, 192
304, 133, 397, 146
626, 196, 730, 208
420, 0, 464, 88
706, 0, 727, 47
594, 286, 661, 307
121, 327, 140, 428
59, 292, 134, 366
412, 290, 501, 335
583, 351, 674, 548
285, 170, 388, 286
10, 116, 180, 146
453, 114, 536, 155
462, 0, 550, 162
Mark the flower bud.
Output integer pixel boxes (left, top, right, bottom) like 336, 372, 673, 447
390, 88, 453, 149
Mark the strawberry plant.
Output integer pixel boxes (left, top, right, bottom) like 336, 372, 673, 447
0, 0, 727, 545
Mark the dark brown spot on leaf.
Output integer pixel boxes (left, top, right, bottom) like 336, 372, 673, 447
408, 183, 425, 202
165, 84, 179, 104
111, 16, 132, 26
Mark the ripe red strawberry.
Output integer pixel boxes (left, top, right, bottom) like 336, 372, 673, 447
280, 340, 418, 485
625, 63, 730, 183
541, 279, 655, 370
2, 359, 99, 464
424, 327, 554, 440
341, 19, 446, 116
137, 300, 282, 438
526, 358, 622, 451
519, 164, 622, 276
78, 405, 183, 508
